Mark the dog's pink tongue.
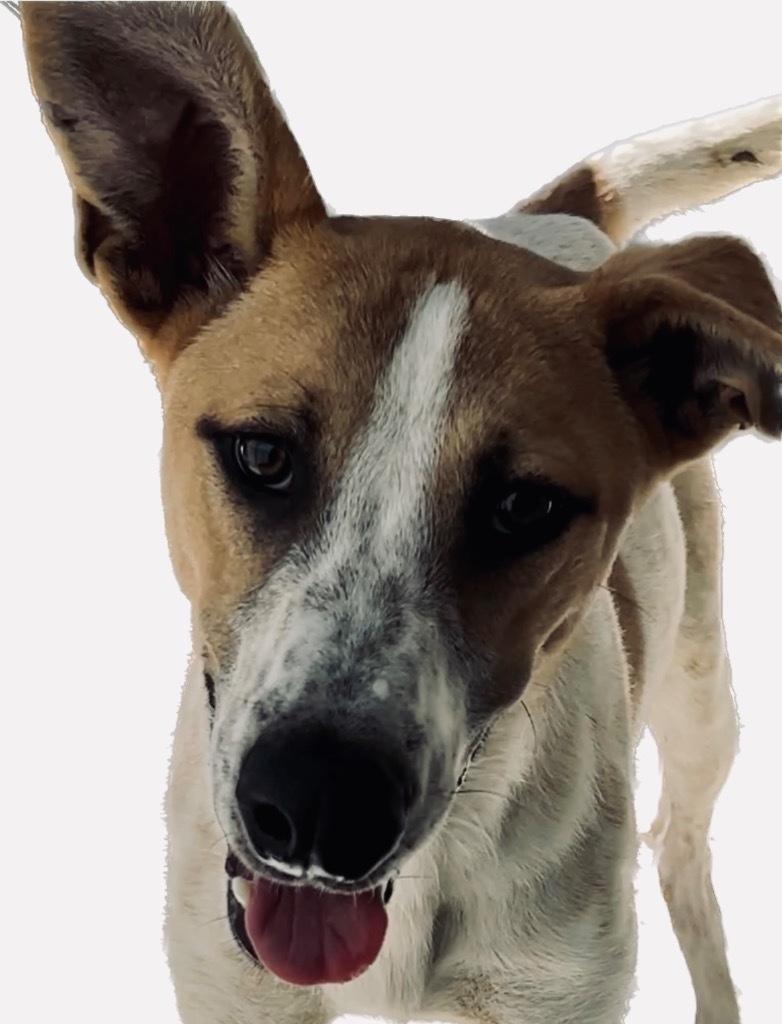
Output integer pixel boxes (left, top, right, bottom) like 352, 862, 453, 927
244, 878, 387, 986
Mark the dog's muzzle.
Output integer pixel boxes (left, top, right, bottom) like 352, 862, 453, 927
227, 726, 415, 986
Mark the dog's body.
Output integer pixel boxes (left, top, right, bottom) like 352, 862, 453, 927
161, 231, 733, 1024
18, 4, 782, 1024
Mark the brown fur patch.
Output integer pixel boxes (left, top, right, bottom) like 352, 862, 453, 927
514, 159, 649, 246
518, 164, 609, 229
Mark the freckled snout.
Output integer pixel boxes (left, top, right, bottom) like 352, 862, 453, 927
236, 727, 417, 883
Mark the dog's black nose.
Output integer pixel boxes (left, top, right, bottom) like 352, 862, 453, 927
235, 728, 413, 882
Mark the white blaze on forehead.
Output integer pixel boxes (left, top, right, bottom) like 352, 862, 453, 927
215, 281, 470, 772
322, 280, 470, 565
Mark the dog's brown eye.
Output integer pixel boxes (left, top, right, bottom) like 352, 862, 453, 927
492, 484, 556, 535
464, 463, 591, 569
233, 437, 293, 492
478, 478, 590, 560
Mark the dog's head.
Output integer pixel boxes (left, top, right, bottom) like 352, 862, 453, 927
22, 1, 782, 988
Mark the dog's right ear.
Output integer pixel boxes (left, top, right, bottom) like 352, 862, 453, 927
21, 1, 326, 375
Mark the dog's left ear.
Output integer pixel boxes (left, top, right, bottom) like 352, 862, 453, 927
20, 2, 326, 374
587, 235, 782, 468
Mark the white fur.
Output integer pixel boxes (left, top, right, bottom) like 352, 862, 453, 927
323, 279, 469, 565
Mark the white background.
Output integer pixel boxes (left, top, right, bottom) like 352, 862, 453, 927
0, 2, 780, 1023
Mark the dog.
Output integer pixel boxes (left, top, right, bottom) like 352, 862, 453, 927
18, 3, 782, 1023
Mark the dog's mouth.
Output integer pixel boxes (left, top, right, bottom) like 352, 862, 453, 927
225, 851, 393, 986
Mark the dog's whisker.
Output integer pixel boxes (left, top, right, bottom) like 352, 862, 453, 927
600, 583, 653, 620
208, 834, 228, 855
283, 371, 316, 405
520, 698, 538, 751
453, 788, 508, 799
201, 913, 231, 930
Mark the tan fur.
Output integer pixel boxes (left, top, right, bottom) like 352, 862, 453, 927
18, 5, 782, 1024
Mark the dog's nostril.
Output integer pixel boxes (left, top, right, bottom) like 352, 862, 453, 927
252, 802, 293, 846
237, 728, 414, 881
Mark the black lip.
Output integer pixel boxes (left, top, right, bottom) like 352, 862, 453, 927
225, 850, 252, 881
226, 840, 399, 895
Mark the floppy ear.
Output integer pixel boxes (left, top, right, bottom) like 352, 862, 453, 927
21, 1, 326, 373
587, 235, 782, 468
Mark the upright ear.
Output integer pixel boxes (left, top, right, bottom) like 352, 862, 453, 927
586, 235, 782, 468
21, 1, 326, 373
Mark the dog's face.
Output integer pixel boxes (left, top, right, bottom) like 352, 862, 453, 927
162, 218, 646, 874
22, 0, 782, 989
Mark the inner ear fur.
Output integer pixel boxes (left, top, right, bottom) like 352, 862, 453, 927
21, 1, 326, 371
587, 235, 782, 468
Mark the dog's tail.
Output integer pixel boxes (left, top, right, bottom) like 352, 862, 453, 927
515, 94, 781, 245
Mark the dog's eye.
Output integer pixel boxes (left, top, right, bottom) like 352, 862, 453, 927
490, 481, 576, 550
232, 437, 294, 493
493, 484, 556, 534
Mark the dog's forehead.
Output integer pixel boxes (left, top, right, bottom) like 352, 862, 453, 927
168, 215, 611, 469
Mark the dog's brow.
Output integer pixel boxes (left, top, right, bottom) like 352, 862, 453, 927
195, 410, 311, 439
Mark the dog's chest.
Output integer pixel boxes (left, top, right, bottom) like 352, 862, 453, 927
323, 856, 635, 1024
